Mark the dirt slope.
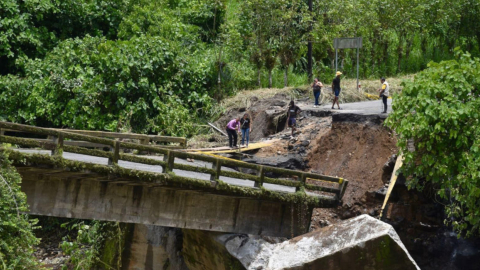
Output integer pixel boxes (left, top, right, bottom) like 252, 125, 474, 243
307, 121, 397, 206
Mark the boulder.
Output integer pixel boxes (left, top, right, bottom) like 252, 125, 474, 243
223, 215, 420, 270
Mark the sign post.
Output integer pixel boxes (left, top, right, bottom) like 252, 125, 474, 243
334, 37, 363, 91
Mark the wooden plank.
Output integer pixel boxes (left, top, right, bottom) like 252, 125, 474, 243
186, 140, 278, 154
208, 122, 228, 137
34, 139, 108, 148
379, 155, 403, 219
3, 125, 185, 144
53, 129, 148, 140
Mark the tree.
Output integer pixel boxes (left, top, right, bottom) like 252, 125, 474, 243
273, 0, 309, 87
386, 50, 480, 237
0, 35, 217, 136
0, 152, 40, 269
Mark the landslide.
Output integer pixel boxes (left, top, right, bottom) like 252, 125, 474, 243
307, 119, 397, 207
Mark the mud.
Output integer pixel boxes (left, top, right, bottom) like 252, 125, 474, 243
307, 120, 397, 206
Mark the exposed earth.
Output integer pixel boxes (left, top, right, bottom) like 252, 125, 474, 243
31, 89, 480, 270
192, 91, 480, 270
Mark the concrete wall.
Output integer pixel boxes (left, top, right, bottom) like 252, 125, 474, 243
19, 167, 312, 237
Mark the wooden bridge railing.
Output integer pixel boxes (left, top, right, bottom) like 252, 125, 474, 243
0, 121, 348, 206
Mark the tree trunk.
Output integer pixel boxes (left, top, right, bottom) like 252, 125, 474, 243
258, 68, 261, 88
397, 45, 403, 73
268, 69, 273, 88
284, 67, 288, 87
307, 0, 313, 81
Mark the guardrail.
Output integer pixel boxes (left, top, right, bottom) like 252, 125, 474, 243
1, 127, 186, 149
0, 121, 348, 206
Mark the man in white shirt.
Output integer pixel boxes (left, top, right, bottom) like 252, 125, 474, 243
377, 77, 389, 113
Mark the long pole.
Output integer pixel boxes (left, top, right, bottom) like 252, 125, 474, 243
335, 49, 338, 73
307, 0, 313, 81
357, 45, 359, 91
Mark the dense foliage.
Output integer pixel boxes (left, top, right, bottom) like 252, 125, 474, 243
386, 50, 480, 237
0, 151, 40, 269
0, 36, 216, 135
60, 220, 124, 269
1, 0, 479, 135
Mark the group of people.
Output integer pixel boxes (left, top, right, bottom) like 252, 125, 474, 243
312, 72, 389, 113
225, 73, 390, 148
311, 71, 343, 110
225, 113, 252, 148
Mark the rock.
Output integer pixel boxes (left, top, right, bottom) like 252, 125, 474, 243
272, 100, 287, 107
382, 154, 398, 183
224, 215, 420, 270
375, 186, 388, 199
300, 140, 310, 147
242, 155, 305, 171
340, 210, 356, 220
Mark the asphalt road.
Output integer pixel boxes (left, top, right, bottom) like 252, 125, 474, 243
302, 99, 393, 115
14, 149, 297, 194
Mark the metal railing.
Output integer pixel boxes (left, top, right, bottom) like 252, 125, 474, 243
0, 121, 348, 206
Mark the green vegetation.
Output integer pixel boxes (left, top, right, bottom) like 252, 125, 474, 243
0, 151, 39, 269
386, 50, 480, 237
60, 221, 126, 270
1, 0, 479, 136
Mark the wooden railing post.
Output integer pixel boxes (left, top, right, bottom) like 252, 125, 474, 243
210, 159, 221, 187
108, 141, 120, 165
254, 166, 264, 188
0, 128, 4, 136
163, 150, 175, 173
296, 173, 306, 192
52, 133, 64, 157
139, 137, 149, 154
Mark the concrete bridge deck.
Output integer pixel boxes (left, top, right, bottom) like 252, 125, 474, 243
0, 121, 348, 237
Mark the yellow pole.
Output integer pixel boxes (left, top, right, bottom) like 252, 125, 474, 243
379, 154, 404, 219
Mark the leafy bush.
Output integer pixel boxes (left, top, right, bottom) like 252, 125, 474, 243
60, 220, 125, 270
0, 35, 218, 136
386, 50, 480, 236
0, 151, 40, 269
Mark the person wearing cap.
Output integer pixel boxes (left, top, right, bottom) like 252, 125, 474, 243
377, 77, 389, 113
331, 71, 342, 110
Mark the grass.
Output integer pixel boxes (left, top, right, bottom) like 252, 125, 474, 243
219, 85, 310, 111
221, 74, 415, 106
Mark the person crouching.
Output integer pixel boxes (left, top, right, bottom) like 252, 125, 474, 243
226, 117, 240, 148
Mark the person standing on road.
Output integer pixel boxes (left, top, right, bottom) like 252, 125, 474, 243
226, 117, 240, 148
377, 77, 389, 113
240, 113, 252, 147
286, 101, 301, 138
312, 78, 323, 107
331, 71, 342, 110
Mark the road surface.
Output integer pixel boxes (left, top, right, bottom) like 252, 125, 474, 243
14, 149, 298, 194
301, 99, 393, 115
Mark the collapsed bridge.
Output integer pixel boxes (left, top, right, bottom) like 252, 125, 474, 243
0, 121, 348, 237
